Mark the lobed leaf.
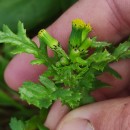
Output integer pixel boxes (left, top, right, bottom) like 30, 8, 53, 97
10, 118, 25, 130
112, 41, 130, 59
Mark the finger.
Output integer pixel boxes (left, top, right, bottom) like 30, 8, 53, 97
4, 0, 130, 90
91, 59, 130, 101
4, 37, 46, 90
44, 100, 70, 130
56, 97, 130, 130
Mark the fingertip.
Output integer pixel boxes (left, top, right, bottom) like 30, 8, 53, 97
56, 97, 130, 130
45, 100, 69, 130
57, 118, 95, 130
4, 53, 45, 90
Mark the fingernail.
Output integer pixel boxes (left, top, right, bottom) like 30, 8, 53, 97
60, 118, 94, 130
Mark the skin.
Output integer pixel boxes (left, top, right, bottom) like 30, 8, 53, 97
4, 0, 130, 129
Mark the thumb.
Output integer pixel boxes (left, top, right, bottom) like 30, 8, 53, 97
56, 97, 130, 130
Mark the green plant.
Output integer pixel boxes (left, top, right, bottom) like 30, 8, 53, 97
0, 19, 130, 130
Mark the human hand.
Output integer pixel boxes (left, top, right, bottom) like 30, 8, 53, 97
4, 0, 130, 129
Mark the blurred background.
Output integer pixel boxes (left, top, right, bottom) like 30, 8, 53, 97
0, 0, 77, 129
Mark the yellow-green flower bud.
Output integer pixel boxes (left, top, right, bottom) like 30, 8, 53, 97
69, 19, 92, 54
38, 29, 59, 50
86, 23, 92, 32
60, 57, 69, 66
69, 48, 80, 63
69, 19, 86, 49
56, 61, 61, 67
82, 23, 92, 41
79, 38, 92, 52
72, 19, 86, 29
75, 57, 87, 65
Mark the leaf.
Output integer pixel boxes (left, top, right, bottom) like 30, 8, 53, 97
79, 69, 95, 91
2, 25, 16, 36
0, 90, 18, 106
39, 75, 57, 92
65, 91, 81, 108
87, 50, 114, 64
19, 77, 81, 109
93, 79, 110, 89
52, 65, 79, 87
38, 124, 49, 130
0, 22, 37, 53
39, 36, 48, 57
0, 21, 48, 65
31, 59, 45, 65
91, 37, 111, 48
53, 88, 81, 108
104, 65, 122, 79
19, 82, 53, 109
112, 41, 130, 59
120, 50, 130, 59
80, 94, 95, 105
10, 118, 25, 130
